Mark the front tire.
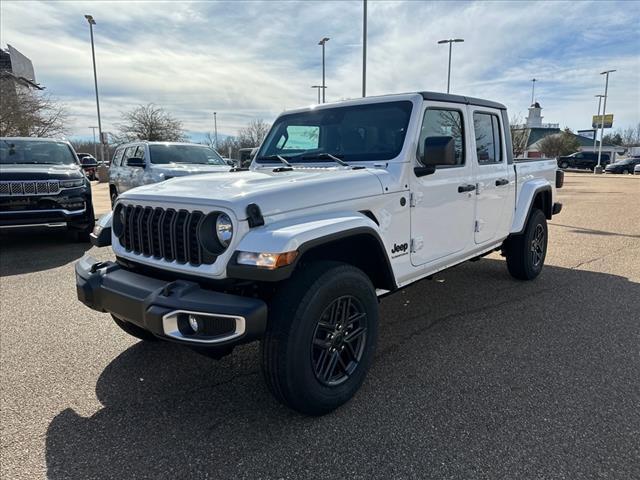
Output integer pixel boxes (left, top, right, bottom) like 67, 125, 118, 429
560, 161, 569, 169
261, 261, 379, 416
505, 208, 548, 280
111, 314, 159, 341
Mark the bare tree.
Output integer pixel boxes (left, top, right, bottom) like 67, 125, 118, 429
237, 119, 270, 148
0, 82, 68, 137
538, 129, 581, 158
509, 115, 530, 158
114, 104, 186, 143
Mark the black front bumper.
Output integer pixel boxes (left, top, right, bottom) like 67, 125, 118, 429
75, 255, 268, 348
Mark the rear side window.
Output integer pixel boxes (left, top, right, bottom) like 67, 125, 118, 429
473, 112, 503, 165
112, 148, 124, 166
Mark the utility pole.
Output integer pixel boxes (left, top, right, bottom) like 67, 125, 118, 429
593, 94, 605, 153
437, 38, 464, 94
318, 37, 330, 103
362, 0, 367, 97
311, 85, 325, 104
89, 126, 98, 159
531, 78, 537, 104
213, 112, 218, 149
85, 14, 104, 163
595, 69, 615, 174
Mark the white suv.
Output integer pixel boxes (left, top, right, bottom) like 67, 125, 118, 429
109, 142, 231, 206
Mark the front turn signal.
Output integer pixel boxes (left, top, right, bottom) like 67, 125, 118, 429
236, 251, 298, 269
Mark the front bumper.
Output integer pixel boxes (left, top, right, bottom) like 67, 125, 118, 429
0, 188, 92, 229
75, 255, 268, 348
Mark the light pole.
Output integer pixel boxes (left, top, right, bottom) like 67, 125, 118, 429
437, 38, 464, 94
318, 37, 330, 103
362, 0, 367, 97
84, 14, 104, 163
89, 126, 98, 159
311, 85, 326, 104
595, 69, 616, 174
531, 78, 537, 104
592, 94, 605, 154
213, 112, 218, 149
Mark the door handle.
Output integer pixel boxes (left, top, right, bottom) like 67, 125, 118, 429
495, 178, 509, 186
458, 184, 476, 193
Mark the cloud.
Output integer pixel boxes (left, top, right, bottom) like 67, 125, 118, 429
1, 0, 638, 141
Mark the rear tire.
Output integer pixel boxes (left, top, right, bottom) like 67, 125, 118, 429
111, 314, 159, 341
261, 261, 379, 416
110, 187, 118, 208
505, 208, 548, 280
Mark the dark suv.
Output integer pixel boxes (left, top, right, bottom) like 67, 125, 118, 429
0, 138, 95, 241
557, 151, 610, 170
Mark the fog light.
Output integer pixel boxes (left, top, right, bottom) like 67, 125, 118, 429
188, 314, 200, 333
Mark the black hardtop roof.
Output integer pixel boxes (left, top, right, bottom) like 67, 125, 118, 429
419, 91, 507, 110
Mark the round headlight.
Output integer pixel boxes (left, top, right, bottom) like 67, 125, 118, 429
215, 213, 233, 247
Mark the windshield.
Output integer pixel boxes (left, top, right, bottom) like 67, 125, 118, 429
258, 101, 413, 163
0, 139, 77, 165
148, 144, 226, 165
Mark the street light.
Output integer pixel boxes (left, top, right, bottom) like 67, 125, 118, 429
311, 85, 326, 104
318, 37, 330, 103
362, 0, 367, 97
437, 38, 464, 94
89, 126, 98, 159
531, 78, 537, 105
592, 94, 605, 154
84, 14, 104, 163
595, 69, 616, 174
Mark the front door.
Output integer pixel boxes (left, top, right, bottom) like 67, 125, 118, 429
410, 104, 475, 266
471, 110, 511, 244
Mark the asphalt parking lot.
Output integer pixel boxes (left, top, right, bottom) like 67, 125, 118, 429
1, 173, 639, 479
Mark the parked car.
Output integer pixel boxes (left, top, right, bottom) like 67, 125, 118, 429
604, 157, 640, 174
0, 137, 95, 241
634, 163, 640, 175
76, 153, 99, 180
557, 151, 610, 170
76, 91, 563, 415
109, 142, 231, 206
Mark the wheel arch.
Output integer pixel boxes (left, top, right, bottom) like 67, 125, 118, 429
511, 183, 552, 234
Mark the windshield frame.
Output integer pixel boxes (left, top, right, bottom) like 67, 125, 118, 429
255, 99, 415, 166
0, 139, 78, 166
147, 143, 227, 166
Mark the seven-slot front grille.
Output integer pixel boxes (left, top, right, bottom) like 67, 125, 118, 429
118, 205, 211, 265
0, 180, 61, 196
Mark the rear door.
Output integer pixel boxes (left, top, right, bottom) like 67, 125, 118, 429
471, 109, 512, 244
120, 145, 138, 192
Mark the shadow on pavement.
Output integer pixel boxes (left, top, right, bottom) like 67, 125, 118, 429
0, 228, 90, 276
45, 259, 640, 479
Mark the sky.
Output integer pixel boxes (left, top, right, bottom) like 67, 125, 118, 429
2, 0, 639, 142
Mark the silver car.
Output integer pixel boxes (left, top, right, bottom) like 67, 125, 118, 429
109, 142, 231, 206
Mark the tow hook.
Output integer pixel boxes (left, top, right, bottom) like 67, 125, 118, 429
90, 261, 111, 273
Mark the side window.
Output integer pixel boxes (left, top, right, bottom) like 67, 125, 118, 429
124, 146, 137, 162
112, 148, 124, 166
473, 112, 503, 165
135, 145, 146, 159
417, 109, 465, 166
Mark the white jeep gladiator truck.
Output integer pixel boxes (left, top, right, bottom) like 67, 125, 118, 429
76, 92, 563, 415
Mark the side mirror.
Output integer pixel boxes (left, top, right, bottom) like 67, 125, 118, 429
126, 157, 145, 168
420, 136, 456, 167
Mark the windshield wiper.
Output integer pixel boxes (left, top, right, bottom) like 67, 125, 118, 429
257, 155, 293, 170
296, 152, 349, 167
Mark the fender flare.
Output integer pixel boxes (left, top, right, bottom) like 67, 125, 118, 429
227, 211, 395, 286
511, 182, 552, 235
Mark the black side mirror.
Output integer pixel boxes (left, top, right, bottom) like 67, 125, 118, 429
126, 157, 145, 168
420, 136, 456, 167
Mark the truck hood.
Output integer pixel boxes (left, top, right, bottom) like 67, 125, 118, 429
119, 167, 384, 218
0, 163, 83, 181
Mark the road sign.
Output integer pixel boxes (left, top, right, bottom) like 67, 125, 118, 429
592, 114, 614, 129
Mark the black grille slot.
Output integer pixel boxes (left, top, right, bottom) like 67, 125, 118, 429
118, 205, 214, 266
